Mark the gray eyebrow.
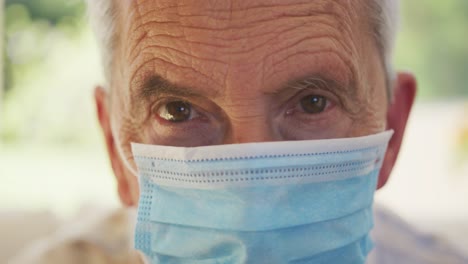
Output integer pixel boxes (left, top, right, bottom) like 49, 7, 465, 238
134, 73, 358, 110
285, 75, 358, 101
136, 75, 201, 102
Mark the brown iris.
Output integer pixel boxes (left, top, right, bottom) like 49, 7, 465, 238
300, 95, 327, 114
164, 101, 191, 122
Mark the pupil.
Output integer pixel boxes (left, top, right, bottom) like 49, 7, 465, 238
300, 95, 326, 114
166, 101, 191, 122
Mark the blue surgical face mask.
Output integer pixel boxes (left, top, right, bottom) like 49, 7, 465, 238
131, 131, 393, 264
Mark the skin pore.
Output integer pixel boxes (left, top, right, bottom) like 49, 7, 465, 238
95, 0, 416, 206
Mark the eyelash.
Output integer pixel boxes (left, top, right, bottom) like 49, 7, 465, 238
285, 91, 337, 115
152, 98, 205, 124
152, 90, 338, 127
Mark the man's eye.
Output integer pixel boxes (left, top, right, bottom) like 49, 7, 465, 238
157, 101, 193, 122
300, 95, 327, 114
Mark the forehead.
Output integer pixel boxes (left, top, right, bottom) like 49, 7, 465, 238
115, 0, 372, 96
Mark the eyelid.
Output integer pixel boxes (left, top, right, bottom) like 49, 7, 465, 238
282, 89, 337, 117
157, 102, 196, 121
151, 97, 209, 124
152, 96, 191, 113
304, 85, 356, 115
289, 76, 353, 106
304, 87, 342, 107
288, 88, 339, 107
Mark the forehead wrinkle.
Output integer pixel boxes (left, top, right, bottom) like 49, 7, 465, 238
128, 19, 354, 69
282, 0, 369, 91
127, 28, 230, 92
120, 0, 372, 98
117, 1, 371, 62
135, 42, 227, 69
124, 0, 361, 57
118, 1, 362, 64
267, 51, 356, 92
331, 0, 377, 92
130, 16, 341, 60
129, 54, 226, 101
128, 0, 360, 33
263, 35, 358, 86
129, 57, 217, 93
136, 74, 201, 102
135, 0, 180, 18
124, 6, 234, 87
122, 1, 186, 72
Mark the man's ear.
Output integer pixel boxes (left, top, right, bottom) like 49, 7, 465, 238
377, 72, 417, 189
94, 87, 136, 206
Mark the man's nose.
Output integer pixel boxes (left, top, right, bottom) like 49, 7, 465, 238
223, 119, 284, 144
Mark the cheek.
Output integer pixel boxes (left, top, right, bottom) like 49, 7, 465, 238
278, 107, 355, 140
127, 113, 221, 147
147, 121, 223, 147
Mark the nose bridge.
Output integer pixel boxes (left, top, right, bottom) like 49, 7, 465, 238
224, 115, 282, 144
220, 60, 283, 144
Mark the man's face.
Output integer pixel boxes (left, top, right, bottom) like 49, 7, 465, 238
95, 0, 415, 205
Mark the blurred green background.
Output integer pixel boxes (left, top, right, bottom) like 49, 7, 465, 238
0, 0, 467, 220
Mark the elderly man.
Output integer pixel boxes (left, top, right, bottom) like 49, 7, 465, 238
89, 0, 416, 262
8, 0, 467, 264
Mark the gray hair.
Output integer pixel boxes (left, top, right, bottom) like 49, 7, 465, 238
86, 0, 400, 92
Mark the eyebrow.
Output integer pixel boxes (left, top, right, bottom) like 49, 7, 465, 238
135, 73, 358, 107
136, 75, 204, 103
285, 74, 358, 102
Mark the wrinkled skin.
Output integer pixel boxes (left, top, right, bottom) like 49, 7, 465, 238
95, 0, 416, 206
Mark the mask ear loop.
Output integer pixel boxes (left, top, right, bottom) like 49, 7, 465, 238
102, 100, 142, 180
115, 138, 140, 180
124, 152, 140, 179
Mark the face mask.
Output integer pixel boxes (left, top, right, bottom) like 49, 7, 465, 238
131, 131, 393, 264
